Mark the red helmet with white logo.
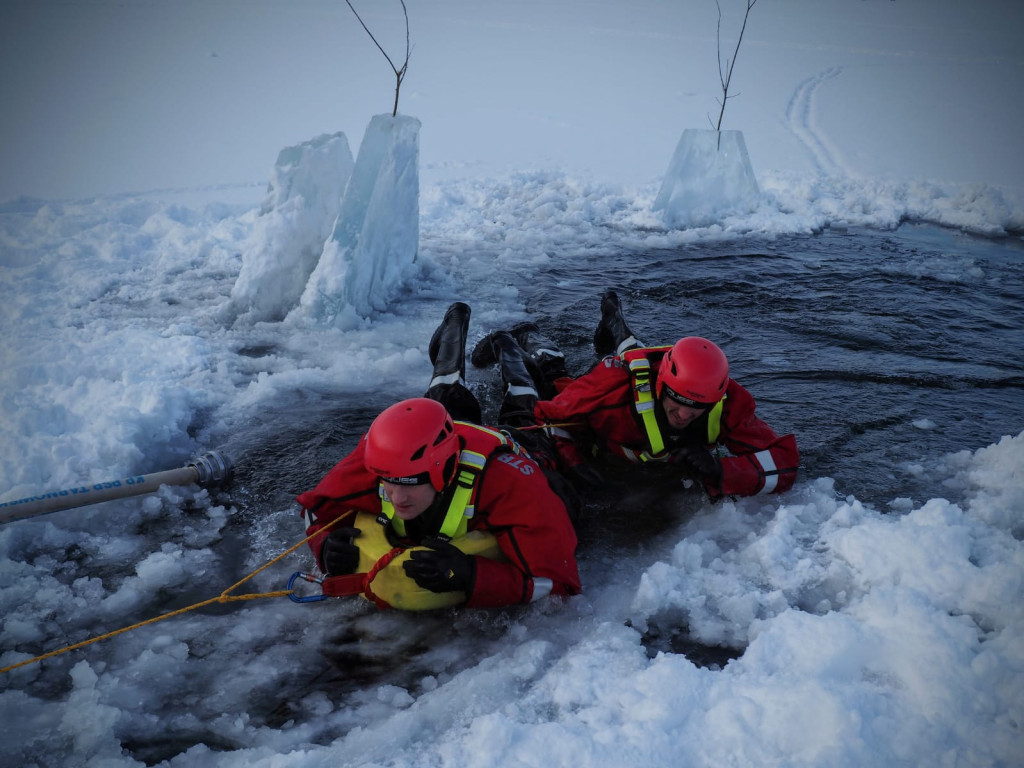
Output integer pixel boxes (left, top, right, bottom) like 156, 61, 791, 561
364, 398, 460, 491
656, 337, 729, 407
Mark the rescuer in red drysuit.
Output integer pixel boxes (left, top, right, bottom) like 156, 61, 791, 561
296, 303, 581, 608
471, 291, 799, 500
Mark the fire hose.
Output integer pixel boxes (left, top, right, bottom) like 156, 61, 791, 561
0, 451, 232, 524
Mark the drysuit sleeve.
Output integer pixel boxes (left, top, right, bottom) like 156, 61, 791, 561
711, 382, 800, 498
465, 456, 581, 607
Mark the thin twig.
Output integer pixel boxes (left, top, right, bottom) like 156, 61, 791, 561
710, 0, 758, 133
344, 0, 411, 116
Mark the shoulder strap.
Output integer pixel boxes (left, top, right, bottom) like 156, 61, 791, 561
626, 351, 666, 456
378, 423, 520, 541
436, 448, 486, 539
625, 347, 727, 457
706, 395, 725, 444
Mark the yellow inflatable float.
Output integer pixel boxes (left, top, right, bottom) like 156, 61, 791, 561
288, 511, 507, 611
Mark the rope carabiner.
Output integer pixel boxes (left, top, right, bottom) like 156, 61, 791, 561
287, 571, 328, 602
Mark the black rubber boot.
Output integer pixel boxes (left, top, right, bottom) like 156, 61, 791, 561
509, 321, 568, 398
492, 331, 539, 428
510, 322, 569, 381
472, 321, 568, 377
426, 302, 482, 423
593, 290, 640, 357
428, 302, 471, 389
470, 331, 499, 369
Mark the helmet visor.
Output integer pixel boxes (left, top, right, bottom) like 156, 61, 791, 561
662, 384, 715, 409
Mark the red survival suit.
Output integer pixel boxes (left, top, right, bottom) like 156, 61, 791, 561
296, 423, 581, 608
535, 347, 799, 498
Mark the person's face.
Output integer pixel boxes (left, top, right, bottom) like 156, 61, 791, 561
661, 396, 707, 430
381, 480, 438, 520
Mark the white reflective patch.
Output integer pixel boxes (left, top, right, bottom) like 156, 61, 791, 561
755, 449, 779, 494
302, 508, 316, 529
615, 336, 640, 355
621, 447, 641, 463
429, 371, 463, 389
535, 347, 564, 359
507, 384, 538, 398
530, 577, 553, 602
459, 450, 487, 471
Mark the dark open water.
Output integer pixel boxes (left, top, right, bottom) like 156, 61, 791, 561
515, 223, 1024, 509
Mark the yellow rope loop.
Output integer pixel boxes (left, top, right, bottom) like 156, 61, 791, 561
515, 420, 585, 432
0, 514, 347, 675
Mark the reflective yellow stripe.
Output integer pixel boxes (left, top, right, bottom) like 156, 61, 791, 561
629, 356, 665, 456
438, 450, 487, 539
435, 422, 523, 540
707, 396, 725, 444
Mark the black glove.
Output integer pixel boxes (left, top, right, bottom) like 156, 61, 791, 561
672, 445, 723, 484
403, 539, 475, 594
319, 526, 361, 576
567, 462, 604, 490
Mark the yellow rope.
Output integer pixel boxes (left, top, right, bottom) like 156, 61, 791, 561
1, 516, 344, 675
517, 420, 585, 432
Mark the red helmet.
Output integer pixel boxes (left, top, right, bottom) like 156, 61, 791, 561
656, 337, 729, 407
364, 398, 460, 491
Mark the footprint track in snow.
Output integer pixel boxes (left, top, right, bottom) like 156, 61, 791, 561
785, 67, 848, 177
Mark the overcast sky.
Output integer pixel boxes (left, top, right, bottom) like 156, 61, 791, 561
2, 0, 1022, 200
